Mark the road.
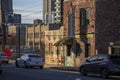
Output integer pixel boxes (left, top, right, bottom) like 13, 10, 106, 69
0, 64, 120, 80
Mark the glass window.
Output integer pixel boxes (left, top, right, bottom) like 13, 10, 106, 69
97, 54, 106, 60
53, 31, 56, 40
67, 45, 72, 56
28, 55, 40, 58
85, 43, 90, 58
88, 55, 97, 61
48, 32, 51, 40
80, 8, 90, 27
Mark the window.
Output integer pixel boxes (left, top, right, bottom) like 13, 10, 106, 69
67, 45, 72, 56
97, 54, 106, 60
48, 32, 51, 40
53, 31, 56, 40
85, 43, 90, 57
35, 33, 39, 38
28, 33, 33, 38
28, 55, 40, 58
80, 8, 90, 27
40, 32, 44, 38
56, 48, 60, 55
75, 43, 81, 57
88, 55, 97, 62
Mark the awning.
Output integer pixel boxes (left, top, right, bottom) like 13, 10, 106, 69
54, 39, 63, 46
54, 37, 74, 46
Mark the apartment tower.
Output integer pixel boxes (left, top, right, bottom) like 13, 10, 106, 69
43, 0, 56, 24
0, 0, 13, 23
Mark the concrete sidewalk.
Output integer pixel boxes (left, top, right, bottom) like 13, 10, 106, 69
9, 60, 79, 72
44, 64, 79, 72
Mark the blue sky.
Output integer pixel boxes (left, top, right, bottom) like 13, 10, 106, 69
13, 0, 43, 23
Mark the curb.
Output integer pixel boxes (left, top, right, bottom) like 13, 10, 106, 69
45, 64, 79, 72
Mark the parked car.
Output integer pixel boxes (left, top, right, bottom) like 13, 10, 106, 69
79, 53, 120, 78
0, 52, 9, 63
15, 53, 44, 69
0, 58, 2, 75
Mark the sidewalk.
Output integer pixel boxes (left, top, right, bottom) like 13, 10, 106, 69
9, 60, 79, 72
44, 64, 79, 72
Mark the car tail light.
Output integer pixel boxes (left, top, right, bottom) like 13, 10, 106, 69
108, 60, 113, 64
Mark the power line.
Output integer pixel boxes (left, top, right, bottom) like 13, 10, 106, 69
13, 9, 37, 13
22, 4, 42, 10
22, 11, 43, 17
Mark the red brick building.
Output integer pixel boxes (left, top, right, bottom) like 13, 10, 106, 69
63, 0, 120, 67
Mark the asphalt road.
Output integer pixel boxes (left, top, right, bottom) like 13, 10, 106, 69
0, 64, 120, 80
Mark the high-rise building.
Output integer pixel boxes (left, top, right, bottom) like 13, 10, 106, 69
55, 0, 64, 24
43, 0, 56, 24
43, 0, 64, 24
13, 14, 21, 24
0, 0, 13, 23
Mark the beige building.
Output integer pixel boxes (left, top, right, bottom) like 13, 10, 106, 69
45, 26, 64, 65
26, 24, 48, 56
8, 24, 28, 51
8, 25, 17, 48
63, 0, 120, 67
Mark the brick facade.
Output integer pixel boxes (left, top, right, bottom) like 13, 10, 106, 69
63, 0, 120, 67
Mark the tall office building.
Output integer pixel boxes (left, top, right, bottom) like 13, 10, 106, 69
43, 0, 56, 24
55, 0, 64, 24
0, 0, 13, 49
13, 14, 21, 24
0, 0, 13, 23
43, 0, 64, 24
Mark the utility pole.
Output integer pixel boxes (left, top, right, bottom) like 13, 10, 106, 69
0, 0, 6, 50
18, 26, 20, 57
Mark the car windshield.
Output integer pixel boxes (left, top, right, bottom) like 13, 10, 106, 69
0, 54, 6, 56
28, 55, 40, 58
110, 56, 120, 64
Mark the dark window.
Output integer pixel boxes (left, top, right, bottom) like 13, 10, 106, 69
56, 48, 60, 55
75, 43, 81, 57
85, 43, 90, 57
28, 55, 40, 58
97, 54, 106, 61
67, 45, 72, 56
47, 32, 51, 41
53, 31, 56, 40
35, 33, 39, 38
80, 8, 86, 27
80, 8, 89, 27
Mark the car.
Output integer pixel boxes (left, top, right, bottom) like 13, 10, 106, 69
0, 52, 9, 64
0, 59, 2, 75
15, 53, 44, 69
79, 53, 120, 78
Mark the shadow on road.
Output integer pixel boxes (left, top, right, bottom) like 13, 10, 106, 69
86, 74, 120, 80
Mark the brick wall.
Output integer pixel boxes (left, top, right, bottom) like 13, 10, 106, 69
95, 0, 120, 53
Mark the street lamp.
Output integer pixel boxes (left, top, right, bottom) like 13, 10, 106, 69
18, 25, 20, 57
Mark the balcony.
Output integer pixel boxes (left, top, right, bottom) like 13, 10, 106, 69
55, 0, 61, 4
55, 5, 61, 9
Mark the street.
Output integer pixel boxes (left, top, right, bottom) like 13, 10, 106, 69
0, 64, 120, 80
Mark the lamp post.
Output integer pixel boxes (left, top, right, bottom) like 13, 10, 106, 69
0, 1, 7, 50
18, 26, 20, 57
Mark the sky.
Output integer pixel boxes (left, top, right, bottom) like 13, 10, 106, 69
13, 0, 43, 23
